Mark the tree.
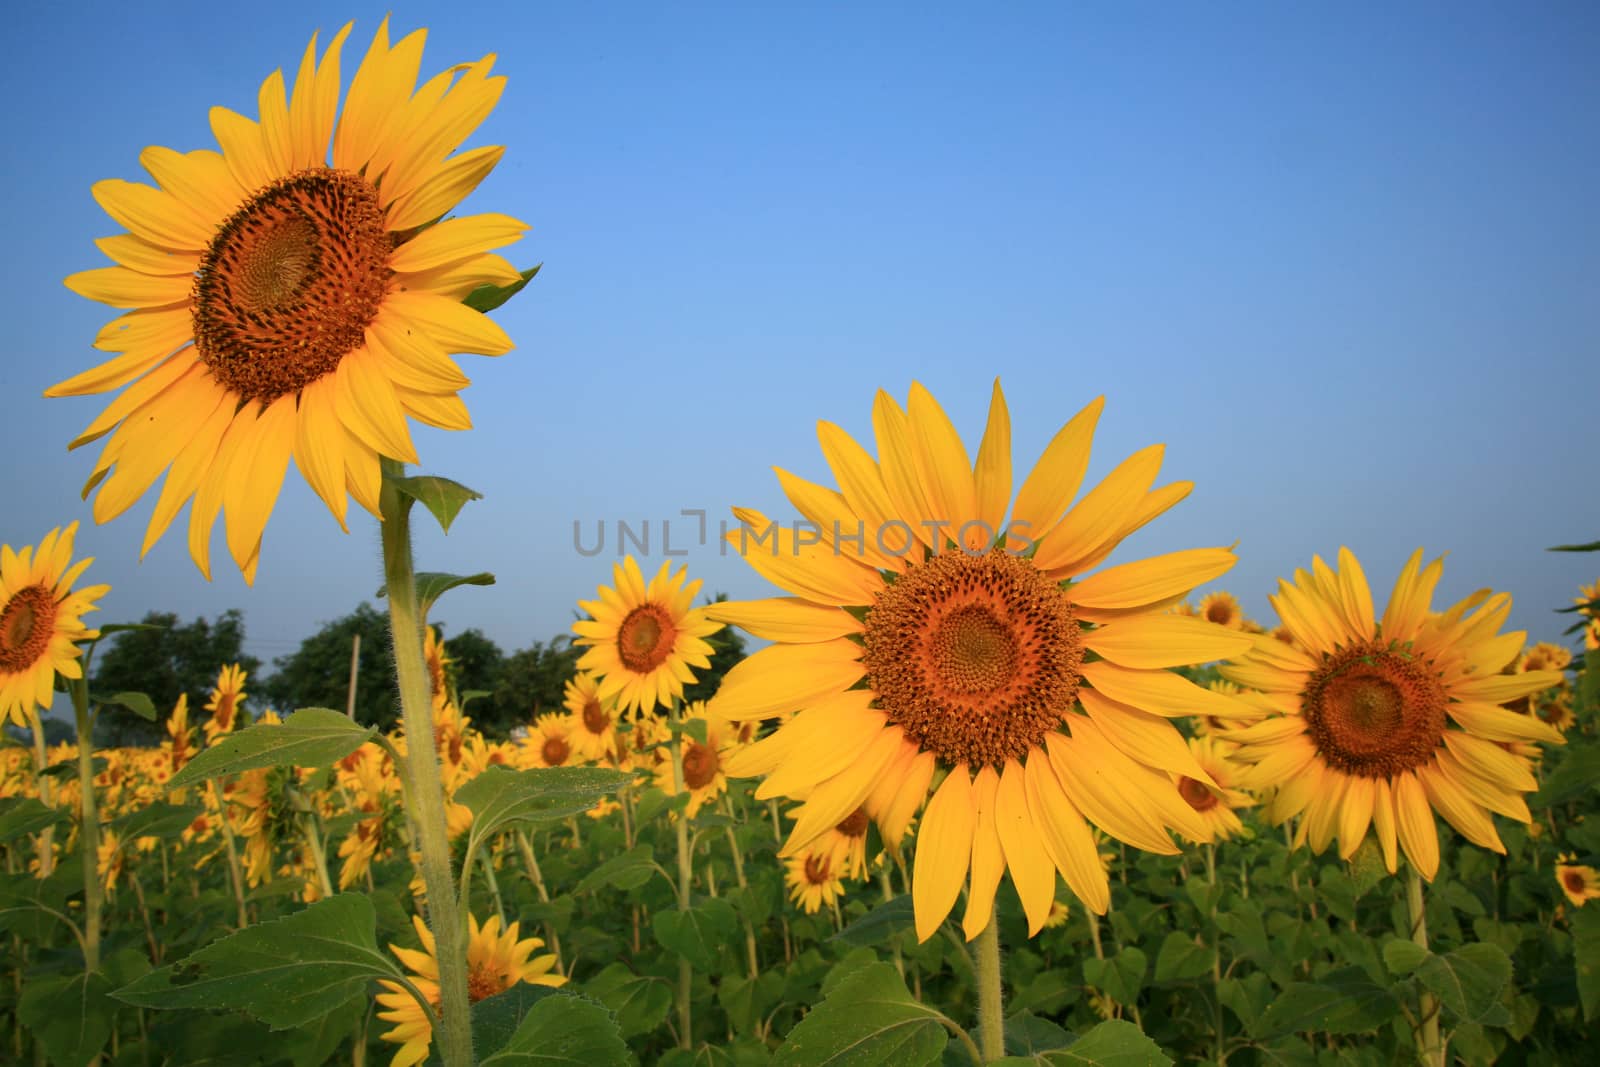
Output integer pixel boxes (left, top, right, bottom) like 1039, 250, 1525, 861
91, 610, 261, 746
478, 637, 580, 738
440, 627, 506, 704
259, 602, 397, 729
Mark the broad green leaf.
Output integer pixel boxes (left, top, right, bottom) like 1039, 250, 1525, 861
112, 893, 403, 1029
1533, 744, 1600, 807
19, 970, 114, 1067
830, 894, 914, 947
111, 801, 205, 842
1153, 930, 1212, 982
0, 854, 86, 940
473, 983, 566, 1057
653, 897, 738, 970
583, 963, 672, 1039
994, 1018, 1173, 1065
390, 475, 482, 534
168, 708, 375, 790
1416, 943, 1514, 1026
773, 960, 948, 1066
480, 990, 630, 1066
98, 691, 157, 721
1575, 905, 1600, 1022
718, 970, 784, 1034
286, 992, 367, 1067
0, 796, 68, 842
1082, 947, 1146, 1005
464, 263, 541, 313
375, 570, 495, 619
574, 844, 658, 894
1383, 939, 1428, 975
1251, 967, 1400, 1038
458, 766, 628, 860
1001, 1012, 1072, 1056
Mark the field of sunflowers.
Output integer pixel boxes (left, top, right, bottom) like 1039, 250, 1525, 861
3, 15, 1597, 1067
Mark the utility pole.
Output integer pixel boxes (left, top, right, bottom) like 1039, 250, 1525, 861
346, 633, 361, 720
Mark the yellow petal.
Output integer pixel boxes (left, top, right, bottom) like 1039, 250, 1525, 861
1070, 548, 1237, 615
907, 381, 979, 545
223, 394, 296, 580
1083, 614, 1255, 670
1445, 701, 1564, 745
1381, 549, 1443, 642
140, 146, 245, 227
292, 376, 350, 530
91, 178, 212, 251
961, 766, 1004, 941
972, 380, 1012, 550
64, 266, 193, 309
1024, 752, 1109, 914
1393, 772, 1439, 880
1419, 762, 1503, 854
387, 145, 507, 232
1371, 778, 1399, 873
390, 213, 528, 273
783, 727, 904, 856
1032, 444, 1162, 575
1078, 689, 1212, 783
709, 638, 862, 721
1080, 660, 1256, 720
210, 106, 277, 194
380, 290, 514, 356
816, 421, 905, 560
93, 235, 201, 276
1045, 729, 1177, 855
996, 759, 1056, 935
704, 598, 862, 643
873, 391, 940, 549
721, 509, 882, 607
1011, 396, 1103, 545
914, 766, 975, 943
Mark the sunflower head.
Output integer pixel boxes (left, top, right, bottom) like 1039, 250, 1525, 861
1556, 857, 1600, 908
1198, 591, 1244, 630
203, 663, 248, 743
0, 523, 109, 727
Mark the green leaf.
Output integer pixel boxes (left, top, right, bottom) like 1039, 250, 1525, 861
583, 963, 672, 1039
1153, 930, 1212, 983
1575, 905, 1600, 1022
1416, 943, 1514, 1026
464, 263, 541, 313
19, 970, 114, 1067
98, 690, 157, 720
472, 983, 566, 1056
94, 622, 168, 637
111, 801, 205, 842
1082, 947, 1146, 1005
286, 992, 367, 1067
168, 707, 375, 790
1001, 1012, 1072, 1056
480, 991, 630, 1066
0, 855, 85, 940
574, 844, 658, 894
994, 1018, 1173, 1065
390, 475, 482, 534
376, 570, 496, 619
1251, 967, 1401, 1038
653, 897, 738, 970
112, 893, 403, 1029
773, 960, 948, 1066
1532, 744, 1600, 808
457, 766, 628, 861
830, 894, 915, 948
1383, 939, 1428, 975
0, 796, 68, 842
1548, 540, 1600, 552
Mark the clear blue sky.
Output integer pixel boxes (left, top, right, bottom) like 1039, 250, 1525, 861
3, 1, 1596, 692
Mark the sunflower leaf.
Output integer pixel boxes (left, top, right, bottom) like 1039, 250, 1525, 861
1547, 540, 1600, 552
993, 1018, 1174, 1065
463, 263, 541, 314
772, 960, 948, 1067
167, 708, 375, 791
1532, 743, 1600, 808
390, 475, 482, 534
479, 989, 629, 1066
0, 797, 69, 843
1415, 943, 1514, 1026
574, 844, 659, 894
111, 893, 401, 1029
111, 802, 205, 843
652, 898, 738, 970
458, 766, 629, 860
96, 690, 157, 721
1249, 966, 1401, 1038
375, 571, 496, 619
18, 969, 115, 1067
583, 963, 673, 1039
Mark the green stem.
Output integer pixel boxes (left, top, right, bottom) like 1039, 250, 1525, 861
69, 682, 101, 972
974, 917, 1004, 1061
1206, 843, 1225, 1065
211, 779, 251, 928
1406, 868, 1444, 1067
513, 831, 563, 971
721, 824, 760, 979
29, 720, 56, 878
669, 712, 694, 1050
300, 811, 334, 900
379, 459, 473, 1067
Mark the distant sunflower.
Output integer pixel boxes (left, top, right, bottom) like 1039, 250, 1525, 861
1171, 736, 1253, 842
710, 382, 1256, 941
1199, 591, 1244, 630
563, 672, 618, 762
524, 713, 575, 769
1221, 548, 1565, 879
573, 557, 721, 716
652, 701, 738, 819
1556, 858, 1600, 908
376, 913, 565, 1067
53, 18, 526, 583
202, 663, 247, 744
1, 523, 109, 727
785, 845, 845, 914
164, 694, 197, 774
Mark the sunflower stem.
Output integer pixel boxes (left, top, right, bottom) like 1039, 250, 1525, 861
722, 823, 760, 980
379, 460, 474, 1067
512, 831, 563, 971
210, 778, 251, 929
1405, 867, 1445, 1067
669, 709, 695, 1049
1206, 843, 1225, 1065
28, 719, 56, 878
69, 680, 101, 972
974, 917, 1005, 1061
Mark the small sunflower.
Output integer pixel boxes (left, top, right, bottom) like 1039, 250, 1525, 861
376, 913, 565, 1067
573, 557, 722, 716
1522, 643, 1572, 673
652, 702, 738, 819
424, 626, 452, 710
1556, 857, 1600, 908
785, 845, 845, 915
1, 523, 110, 727
54, 19, 527, 583
164, 693, 197, 774
1199, 591, 1244, 630
711, 382, 1257, 941
523, 713, 576, 769
1221, 548, 1565, 879
563, 671, 618, 762
202, 663, 247, 744
1171, 736, 1253, 842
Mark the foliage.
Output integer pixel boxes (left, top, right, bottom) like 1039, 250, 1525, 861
90, 610, 261, 745
258, 603, 398, 730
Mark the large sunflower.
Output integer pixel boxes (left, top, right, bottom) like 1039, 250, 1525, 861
52, 19, 526, 582
708, 382, 1255, 941
572, 557, 722, 716
1, 523, 110, 727
1219, 548, 1565, 880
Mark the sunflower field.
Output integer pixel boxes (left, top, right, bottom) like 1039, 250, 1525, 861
4, 15, 1599, 1067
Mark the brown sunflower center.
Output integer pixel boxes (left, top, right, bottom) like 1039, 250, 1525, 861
1302, 644, 1446, 777
193, 168, 391, 403
682, 741, 719, 790
1204, 600, 1237, 626
1563, 869, 1588, 893
836, 808, 870, 838
582, 698, 609, 734
1177, 776, 1219, 812
804, 853, 833, 885
466, 964, 507, 1004
861, 550, 1083, 768
617, 605, 677, 673
0, 586, 55, 672
541, 735, 571, 766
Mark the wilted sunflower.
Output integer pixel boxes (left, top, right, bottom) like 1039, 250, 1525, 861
573, 557, 721, 716
710, 382, 1255, 941
1220, 548, 1565, 879
376, 913, 565, 1067
1, 523, 110, 727
202, 663, 247, 744
53, 18, 526, 582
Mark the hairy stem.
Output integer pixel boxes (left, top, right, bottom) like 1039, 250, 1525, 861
1406, 868, 1444, 1067
974, 917, 1005, 1061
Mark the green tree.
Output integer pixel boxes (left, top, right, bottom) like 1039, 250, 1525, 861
479, 637, 580, 738
258, 602, 397, 729
91, 610, 261, 746
440, 626, 506, 706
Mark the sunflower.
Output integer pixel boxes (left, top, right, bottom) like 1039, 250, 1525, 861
164, 693, 197, 774
1199, 591, 1244, 630
1, 523, 110, 727
563, 671, 618, 762
785, 845, 846, 915
1220, 548, 1565, 880
376, 913, 565, 1067
1522, 643, 1572, 674
424, 626, 452, 710
573, 557, 722, 716
1556, 857, 1600, 908
708, 382, 1256, 941
523, 713, 576, 769
652, 702, 740, 819
53, 19, 526, 583
1171, 737, 1253, 842
202, 663, 247, 744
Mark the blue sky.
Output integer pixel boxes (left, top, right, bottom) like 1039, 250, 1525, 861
2, 1, 1596, 691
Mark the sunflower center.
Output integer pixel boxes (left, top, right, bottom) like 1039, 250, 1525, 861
1204, 600, 1236, 626
836, 808, 869, 838
804, 853, 833, 885
541, 736, 570, 766
861, 550, 1083, 768
466, 964, 507, 1004
1564, 869, 1588, 893
682, 742, 719, 790
617, 606, 677, 673
193, 168, 391, 403
0, 586, 56, 672
1177, 776, 1219, 812
582, 698, 608, 734
1302, 644, 1447, 777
